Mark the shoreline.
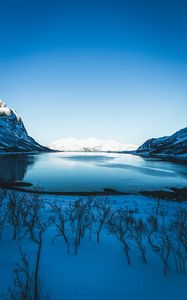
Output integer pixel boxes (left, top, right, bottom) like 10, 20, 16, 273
0, 150, 187, 164
132, 152, 187, 164
0, 182, 186, 201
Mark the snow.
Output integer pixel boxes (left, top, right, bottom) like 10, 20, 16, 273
49, 137, 138, 152
173, 135, 187, 144
0, 99, 47, 152
136, 127, 187, 161
0, 192, 186, 299
0, 99, 11, 116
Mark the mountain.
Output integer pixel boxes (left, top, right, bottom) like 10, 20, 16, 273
136, 127, 187, 161
49, 137, 137, 152
0, 100, 48, 153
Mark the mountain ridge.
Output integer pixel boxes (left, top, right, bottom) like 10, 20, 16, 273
135, 127, 187, 161
49, 137, 137, 152
0, 100, 49, 153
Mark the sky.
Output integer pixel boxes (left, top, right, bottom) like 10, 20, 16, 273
0, 0, 186, 146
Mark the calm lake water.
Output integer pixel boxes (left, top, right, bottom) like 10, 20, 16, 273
0, 152, 187, 193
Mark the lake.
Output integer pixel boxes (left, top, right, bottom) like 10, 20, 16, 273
0, 152, 187, 193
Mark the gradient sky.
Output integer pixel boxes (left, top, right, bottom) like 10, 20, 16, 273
0, 0, 186, 146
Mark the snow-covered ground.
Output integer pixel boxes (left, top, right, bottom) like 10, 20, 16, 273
49, 137, 137, 152
0, 193, 186, 300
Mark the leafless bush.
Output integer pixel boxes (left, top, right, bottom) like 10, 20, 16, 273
68, 199, 93, 255
22, 193, 45, 243
7, 247, 49, 300
33, 224, 48, 300
154, 199, 161, 215
132, 218, 147, 264
52, 198, 92, 249
153, 199, 168, 219
151, 224, 172, 276
147, 215, 159, 251
171, 207, 187, 273
26, 197, 50, 299
158, 225, 172, 275
107, 208, 134, 265
0, 190, 8, 240
77, 198, 94, 242
7, 192, 29, 240
84, 196, 94, 241
52, 198, 95, 255
149, 206, 186, 275
159, 205, 168, 225
93, 197, 111, 243
51, 203, 71, 253
15, 192, 51, 299
147, 210, 172, 276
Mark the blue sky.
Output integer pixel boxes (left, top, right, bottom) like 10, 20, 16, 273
0, 0, 186, 146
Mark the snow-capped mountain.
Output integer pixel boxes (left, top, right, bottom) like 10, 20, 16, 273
136, 127, 187, 161
0, 100, 48, 153
49, 137, 137, 152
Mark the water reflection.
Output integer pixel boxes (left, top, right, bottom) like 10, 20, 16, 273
0, 152, 186, 192
61, 155, 114, 162
0, 154, 35, 182
99, 163, 178, 177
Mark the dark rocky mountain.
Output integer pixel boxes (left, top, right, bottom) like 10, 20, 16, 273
0, 100, 49, 153
136, 127, 187, 161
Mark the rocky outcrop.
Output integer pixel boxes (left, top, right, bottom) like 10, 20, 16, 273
0, 100, 49, 153
136, 127, 187, 161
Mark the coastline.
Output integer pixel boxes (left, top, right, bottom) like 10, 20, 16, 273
0, 182, 186, 201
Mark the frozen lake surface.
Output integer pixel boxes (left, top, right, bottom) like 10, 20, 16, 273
0, 152, 187, 192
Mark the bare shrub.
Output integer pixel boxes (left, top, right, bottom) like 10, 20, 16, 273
68, 198, 93, 255
52, 197, 95, 255
153, 200, 168, 220
83, 196, 94, 241
20, 192, 50, 299
132, 218, 147, 264
147, 215, 159, 251
33, 225, 48, 300
154, 199, 161, 215
93, 197, 111, 243
7, 192, 29, 240
8, 247, 49, 300
0, 190, 8, 240
171, 207, 187, 273
146, 214, 172, 275
107, 208, 134, 265
158, 225, 172, 276
150, 223, 172, 276
23, 193, 44, 243
51, 203, 71, 253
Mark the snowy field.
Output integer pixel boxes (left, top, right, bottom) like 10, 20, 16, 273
0, 191, 186, 300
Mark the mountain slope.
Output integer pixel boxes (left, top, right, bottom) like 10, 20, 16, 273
136, 127, 187, 161
49, 137, 137, 152
0, 100, 48, 152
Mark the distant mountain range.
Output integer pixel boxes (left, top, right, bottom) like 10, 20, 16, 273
135, 127, 187, 161
49, 137, 137, 152
0, 100, 48, 153
0, 99, 186, 161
